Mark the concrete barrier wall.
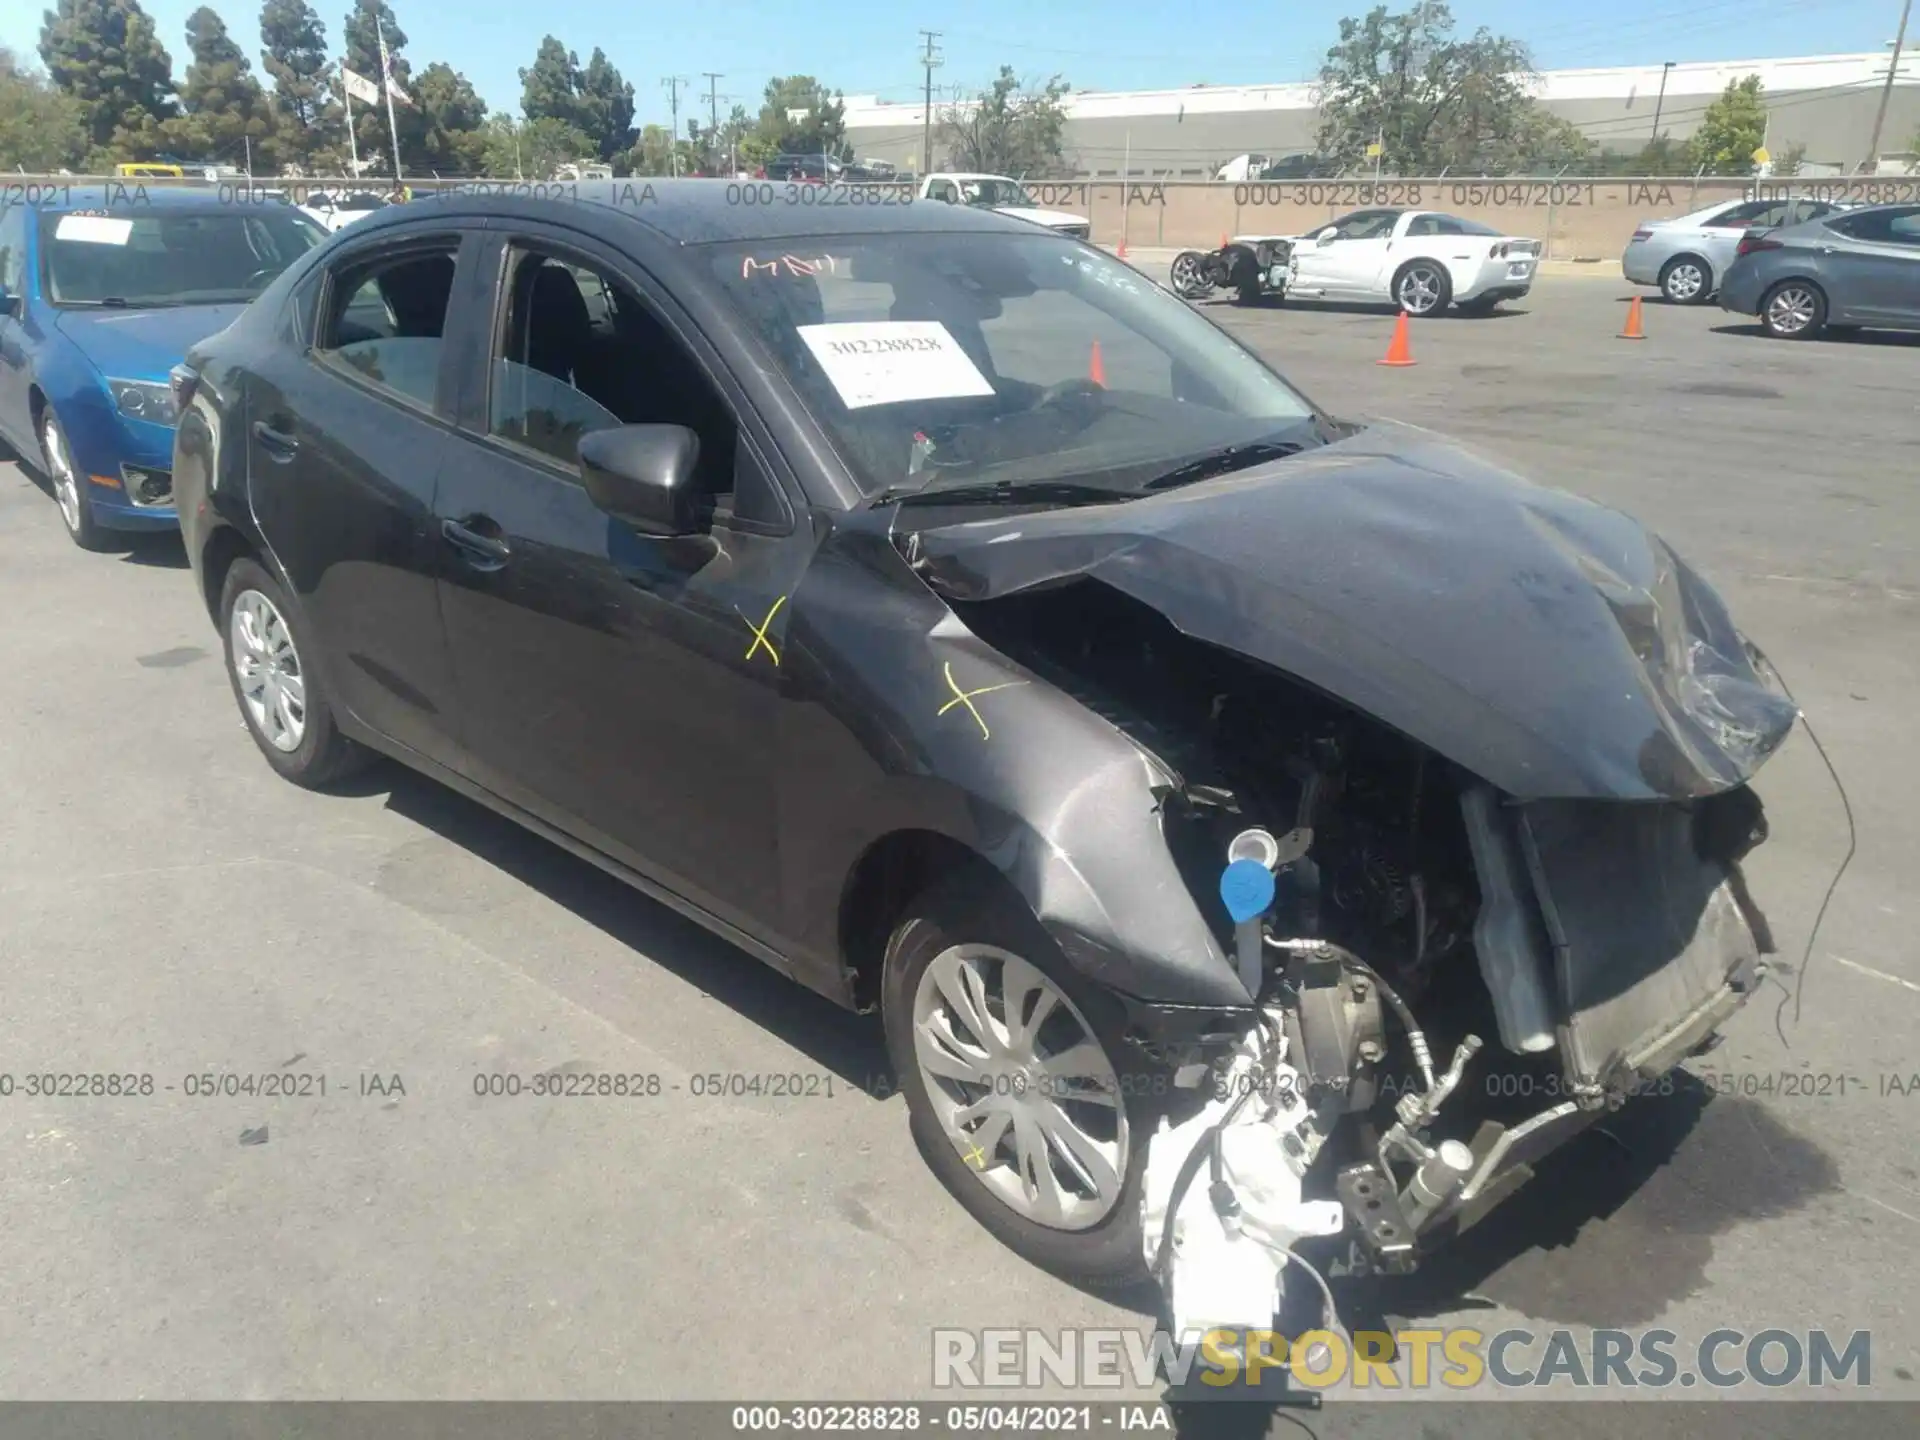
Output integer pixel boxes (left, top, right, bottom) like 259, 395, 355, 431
1053, 175, 1920, 256
16, 173, 1920, 260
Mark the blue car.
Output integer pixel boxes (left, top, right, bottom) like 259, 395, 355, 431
0, 187, 326, 549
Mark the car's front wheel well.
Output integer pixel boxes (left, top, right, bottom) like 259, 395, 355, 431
199, 526, 262, 622
27, 385, 48, 434
838, 829, 1005, 1013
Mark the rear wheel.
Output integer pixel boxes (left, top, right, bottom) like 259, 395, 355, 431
880, 871, 1171, 1290
1394, 260, 1451, 316
219, 557, 373, 788
1760, 280, 1826, 340
1659, 255, 1711, 304
39, 408, 105, 551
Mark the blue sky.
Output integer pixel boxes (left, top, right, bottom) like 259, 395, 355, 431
7, 0, 1906, 127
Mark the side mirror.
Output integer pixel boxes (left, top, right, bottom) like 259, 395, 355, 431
579, 424, 704, 537
1316, 230, 1338, 246
0, 286, 16, 318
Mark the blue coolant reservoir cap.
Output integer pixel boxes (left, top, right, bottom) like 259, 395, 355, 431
1220, 858, 1276, 925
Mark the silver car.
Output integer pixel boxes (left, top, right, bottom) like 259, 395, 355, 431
1622, 196, 1846, 304
1718, 202, 1920, 339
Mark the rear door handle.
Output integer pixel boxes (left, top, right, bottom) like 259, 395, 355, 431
441, 517, 511, 569
251, 419, 298, 460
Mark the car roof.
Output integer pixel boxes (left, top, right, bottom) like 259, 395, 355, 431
416, 178, 1046, 245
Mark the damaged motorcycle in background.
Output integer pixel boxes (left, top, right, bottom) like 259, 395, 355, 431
1170, 237, 1294, 306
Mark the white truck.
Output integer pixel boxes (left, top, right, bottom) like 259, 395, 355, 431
916, 172, 1090, 239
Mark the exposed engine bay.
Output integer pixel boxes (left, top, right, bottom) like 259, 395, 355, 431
957, 578, 1778, 1343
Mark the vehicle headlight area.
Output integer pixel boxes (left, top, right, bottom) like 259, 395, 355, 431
107, 378, 179, 427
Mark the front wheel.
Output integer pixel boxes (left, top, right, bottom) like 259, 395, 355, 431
39, 408, 105, 551
1760, 280, 1826, 340
880, 871, 1170, 1290
1394, 260, 1452, 316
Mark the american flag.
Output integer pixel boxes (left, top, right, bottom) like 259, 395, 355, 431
378, 27, 411, 106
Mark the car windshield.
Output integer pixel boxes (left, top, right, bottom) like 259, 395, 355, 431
959, 178, 1034, 208
709, 231, 1322, 503
40, 208, 326, 307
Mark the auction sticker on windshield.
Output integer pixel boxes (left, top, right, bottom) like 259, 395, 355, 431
797, 321, 995, 410
54, 214, 134, 245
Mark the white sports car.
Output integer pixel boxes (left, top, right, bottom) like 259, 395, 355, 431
1284, 207, 1542, 315
296, 190, 393, 233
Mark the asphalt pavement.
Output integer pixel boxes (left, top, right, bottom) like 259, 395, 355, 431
1, 276, 1917, 1432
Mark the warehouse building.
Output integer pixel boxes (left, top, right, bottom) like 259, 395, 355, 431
841, 52, 1920, 177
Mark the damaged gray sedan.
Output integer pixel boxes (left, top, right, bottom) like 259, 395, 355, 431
176, 188, 1794, 1338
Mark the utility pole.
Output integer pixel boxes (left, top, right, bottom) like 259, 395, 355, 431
1652, 60, 1676, 140
662, 75, 687, 176
703, 72, 724, 175
919, 30, 943, 175
1863, 0, 1914, 173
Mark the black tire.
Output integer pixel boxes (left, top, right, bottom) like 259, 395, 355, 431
38, 408, 106, 551
218, 556, 373, 789
1759, 279, 1826, 340
1659, 255, 1712, 305
881, 870, 1178, 1291
1392, 259, 1452, 317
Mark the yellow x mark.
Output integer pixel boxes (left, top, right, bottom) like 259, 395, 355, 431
738, 595, 787, 666
938, 661, 1026, 741
963, 1140, 989, 1169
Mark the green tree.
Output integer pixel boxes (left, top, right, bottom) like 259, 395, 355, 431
0, 47, 89, 170
626, 121, 693, 176
518, 35, 577, 126
520, 38, 631, 162
479, 112, 592, 178
1314, 2, 1549, 174
574, 48, 633, 162
1690, 75, 1767, 176
168, 6, 276, 167
38, 0, 178, 159
407, 58, 484, 173
260, 0, 336, 168
754, 75, 844, 157
938, 67, 1070, 176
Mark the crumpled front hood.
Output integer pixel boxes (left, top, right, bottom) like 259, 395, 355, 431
899, 421, 1798, 801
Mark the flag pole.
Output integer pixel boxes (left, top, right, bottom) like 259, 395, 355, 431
340, 64, 361, 178
377, 15, 404, 183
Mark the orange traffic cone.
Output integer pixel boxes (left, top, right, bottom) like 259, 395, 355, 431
1220, 231, 1231, 250
1620, 294, 1646, 340
1088, 340, 1107, 387
1116, 237, 1128, 260
1379, 311, 1416, 367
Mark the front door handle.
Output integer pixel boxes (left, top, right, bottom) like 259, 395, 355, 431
441, 516, 512, 569
251, 419, 298, 460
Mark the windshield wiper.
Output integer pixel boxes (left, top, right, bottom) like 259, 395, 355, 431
1141, 437, 1309, 491
878, 478, 1128, 509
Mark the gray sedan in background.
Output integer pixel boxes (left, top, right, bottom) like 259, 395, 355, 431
1622, 195, 1846, 303
1718, 202, 1920, 339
